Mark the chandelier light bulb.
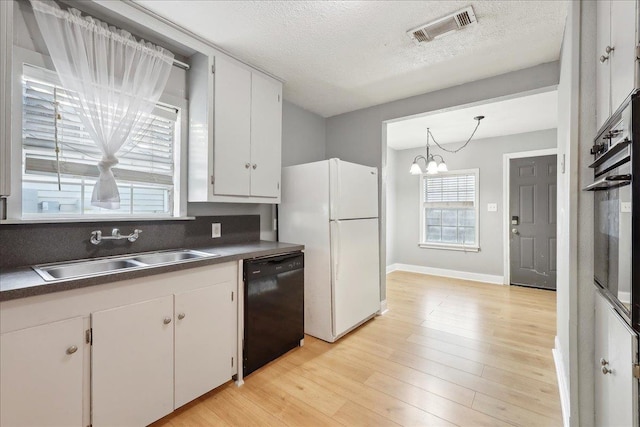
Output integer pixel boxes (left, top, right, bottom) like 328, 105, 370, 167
437, 161, 448, 172
409, 162, 423, 175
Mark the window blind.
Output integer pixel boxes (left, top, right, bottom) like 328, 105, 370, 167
22, 75, 176, 187
424, 174, 475, 206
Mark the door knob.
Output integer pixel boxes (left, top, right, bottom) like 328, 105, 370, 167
66, 345, 78, 355
163, 317, 172, 325
511, 228, 519, 235
177, 313, 186, 320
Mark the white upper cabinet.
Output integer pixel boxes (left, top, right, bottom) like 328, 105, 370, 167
0, 0, 12, 197
596, 0, 638, 130
214, 56, 252, 197
188, 53, 283, 203
250, 72, 283, 198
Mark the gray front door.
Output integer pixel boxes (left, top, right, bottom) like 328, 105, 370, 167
509, 155, 557, 290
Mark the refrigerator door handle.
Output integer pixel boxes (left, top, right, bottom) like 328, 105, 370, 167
334, 220, 340, 277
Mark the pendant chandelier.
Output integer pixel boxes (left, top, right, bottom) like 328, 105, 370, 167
409, 115, 485, 175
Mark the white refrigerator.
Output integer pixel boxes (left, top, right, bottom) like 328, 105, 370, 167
279, 158, 380, 343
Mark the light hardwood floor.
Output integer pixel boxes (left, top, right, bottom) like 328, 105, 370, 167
152, 271, 562, 426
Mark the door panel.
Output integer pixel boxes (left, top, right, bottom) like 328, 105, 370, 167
610, 0, 637, 114
509, 155, 557, 289
331, 218, 380, 337
250, 73, 282, 198
175, 283, 234, 408
0, 317, 84, 427
330, 159, 378, 220
92, 296, 174, 427
214, 56, 251, 196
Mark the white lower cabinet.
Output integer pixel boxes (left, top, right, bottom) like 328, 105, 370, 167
174, 282, 236, 408
91, 295, 175, 427
594, 291, 639, 427
0, 317, 85, 427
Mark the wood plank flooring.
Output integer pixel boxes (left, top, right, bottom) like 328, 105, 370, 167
151, 271, 562, 426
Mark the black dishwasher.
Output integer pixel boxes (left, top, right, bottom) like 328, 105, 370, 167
243, 251, 304, 376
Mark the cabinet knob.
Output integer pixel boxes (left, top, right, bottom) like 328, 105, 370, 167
163, 317, 172, 325
252, 164, 257, 170
600, 358, 609, 366
245, 163, 251, 169
602, 366, 612, 375
66, 345, 78, 355
178, 313, 186, 320
600, 55, 609, 64
605, 45, 614, 54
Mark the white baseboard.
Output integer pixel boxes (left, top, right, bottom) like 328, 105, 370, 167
378, 299, 388, 315
619, 291, 631, 305
552, 336, 570, 427
386, 264, 398, 274
387, 263, 503, 285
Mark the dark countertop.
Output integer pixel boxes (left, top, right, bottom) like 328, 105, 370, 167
0, 241, 304, 302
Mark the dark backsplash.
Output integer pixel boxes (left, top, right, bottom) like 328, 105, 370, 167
0, 215, 260, 269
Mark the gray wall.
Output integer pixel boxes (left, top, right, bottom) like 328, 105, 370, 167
389, 129, 557, 277
325, 62, 560, 300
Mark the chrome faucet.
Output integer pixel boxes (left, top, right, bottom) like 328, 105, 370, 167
90, 228, 142, 245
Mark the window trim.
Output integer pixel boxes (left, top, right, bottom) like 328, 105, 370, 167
6, 46, 188, 222
418, 168, 480, 252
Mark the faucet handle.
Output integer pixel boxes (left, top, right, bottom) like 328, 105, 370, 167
90, 230, 102, 245
128, 229, 142, 243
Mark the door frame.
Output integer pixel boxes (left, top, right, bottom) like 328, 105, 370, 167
502, 148, 558, 285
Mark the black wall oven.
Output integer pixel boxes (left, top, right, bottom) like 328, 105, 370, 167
586, 93, 640, 330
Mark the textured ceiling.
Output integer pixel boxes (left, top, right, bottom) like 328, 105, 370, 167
387, 90, 558, 150
135, 1, 569, 118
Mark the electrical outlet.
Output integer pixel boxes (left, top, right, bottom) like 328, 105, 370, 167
487, 203, 498, 212
211, 223, 221, 238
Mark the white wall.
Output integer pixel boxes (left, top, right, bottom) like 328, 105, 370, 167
389, 129, 557, 279
386, 147, 397, 266
556, 1, 596, 426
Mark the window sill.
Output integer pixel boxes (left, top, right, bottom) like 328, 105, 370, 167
418, 243, 480, 252
1, 216, 195, 225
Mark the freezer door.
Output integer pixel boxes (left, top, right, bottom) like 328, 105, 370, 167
330, 159, 378, 220
330, 218, 380, 337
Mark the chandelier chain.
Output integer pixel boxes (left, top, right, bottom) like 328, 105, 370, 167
428, 119, 482, 154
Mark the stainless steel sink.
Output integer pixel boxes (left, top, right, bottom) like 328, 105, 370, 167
33, 249, 219, 282
132, 249, 213, 265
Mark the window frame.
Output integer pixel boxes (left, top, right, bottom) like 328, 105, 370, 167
419, 168, 480, 252
6, 46, 188, 222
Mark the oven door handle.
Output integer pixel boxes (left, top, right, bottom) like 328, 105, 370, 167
583, 174, 632, 191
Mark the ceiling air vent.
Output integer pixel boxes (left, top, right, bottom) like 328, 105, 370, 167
407, 6, 477, 44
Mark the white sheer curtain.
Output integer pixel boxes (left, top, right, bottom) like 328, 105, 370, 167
30, 0, 174, 209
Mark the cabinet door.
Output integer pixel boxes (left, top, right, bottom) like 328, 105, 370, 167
594, 292, 610, 427
174, 282, 236, 408
91, 296, 174, 427
214, 56, 252, 196
0, 317, 84, 427
250, 73, 282, 198
605, 304, 638, 427
610, 0, 638, 114
596, 0, 611, 130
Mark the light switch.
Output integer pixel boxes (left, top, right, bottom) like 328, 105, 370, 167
211, 223, 221, 238
621, 202, 632, 213
487, 203, 498, 212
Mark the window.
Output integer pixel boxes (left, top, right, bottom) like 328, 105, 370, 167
420, 169, 479, 251
20, 65, 179, 218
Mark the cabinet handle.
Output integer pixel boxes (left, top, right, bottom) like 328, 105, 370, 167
245, 163, 251, 169
602, 366, 612, 375
600, 46, 615, 64
178, 313, 186, 320
66, 345, 78, 355
600, 358, 609, 366
163, 317, 172, 325
252, 164, 257, 170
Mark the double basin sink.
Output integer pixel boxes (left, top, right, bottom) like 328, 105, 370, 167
33, 249, 219, 282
